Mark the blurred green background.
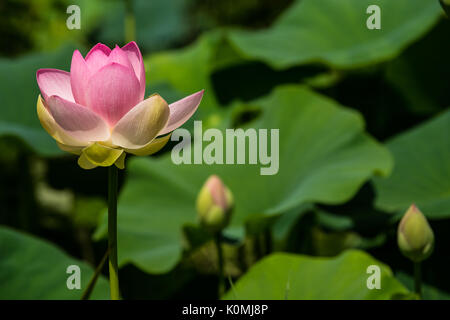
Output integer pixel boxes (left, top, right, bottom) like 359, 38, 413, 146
0, 0, 449, 300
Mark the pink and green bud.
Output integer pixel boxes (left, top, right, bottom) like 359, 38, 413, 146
196, 175, 234, 233
397, 204, 434, 262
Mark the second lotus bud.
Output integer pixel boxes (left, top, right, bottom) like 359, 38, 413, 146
196, 175, 234, 233
397, 204, 434, 262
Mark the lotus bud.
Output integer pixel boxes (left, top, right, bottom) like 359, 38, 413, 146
196, 175, 234, 233
397, 204, 434, 262
441, 0, 450, 17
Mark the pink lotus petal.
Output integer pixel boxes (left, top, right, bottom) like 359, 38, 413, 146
85, 43, 111, 60
36, 69, 74, 102
121, 41, 145, 100
46, 95, 110, 143
111, 94, 170, 149
86, 62, 141, 126
206, 175, 228, 210
37, 95, 86, 147
159, 90, 204, 135
85, 43, 111, 74
70, 50, 90, 106
108, 45, 133, 70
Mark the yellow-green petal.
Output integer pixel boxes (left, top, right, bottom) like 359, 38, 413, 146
111, 94, 170, 149
114, 152, 127, 169
81, 142, 124, 167
125, 133, 171, 156
78, 152, 98, 170
57, 142, 83, 155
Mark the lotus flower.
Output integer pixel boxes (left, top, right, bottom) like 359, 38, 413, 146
36, 42, 203, 169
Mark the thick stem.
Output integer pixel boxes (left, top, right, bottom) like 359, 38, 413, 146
414, 261, 422, 299
108, 166, 120, 300
214, 233, 225, 297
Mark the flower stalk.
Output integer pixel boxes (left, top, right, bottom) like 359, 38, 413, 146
414, 262, 422, 299
214, 232, 225, 297
108, 165, 120, 300
81, 248, 110, 300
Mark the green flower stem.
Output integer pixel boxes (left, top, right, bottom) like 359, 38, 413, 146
214, 233, 225, 297
414, 261, 422, 299
108, 165, 120, 300
81, 248, 109, 300
124, 0, 136, 43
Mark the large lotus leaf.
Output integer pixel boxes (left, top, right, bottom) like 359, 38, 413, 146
222, 250, 408, 299
0, 226, 109, 299
95, 85, 392, 274
144, 31, 242, 124
145, 32, 219, 109
0, 45, 77, 156
227, 0, 442, 69
373, 109, 450, 219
